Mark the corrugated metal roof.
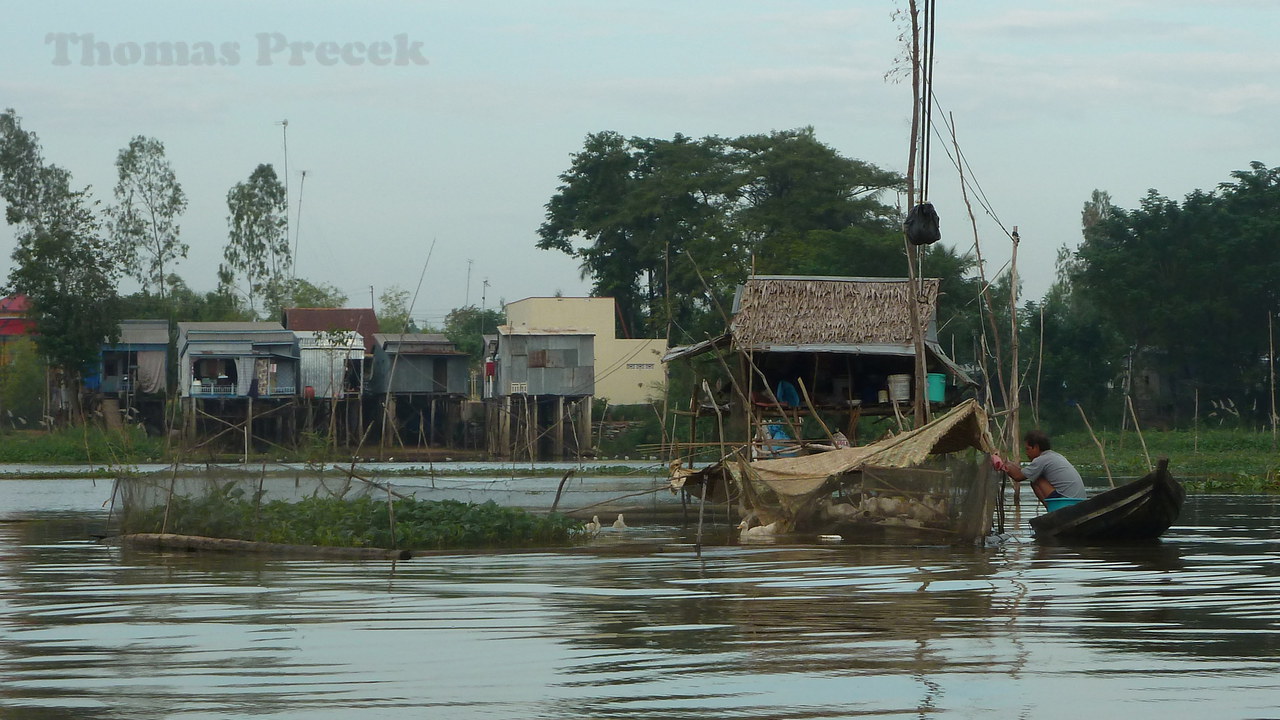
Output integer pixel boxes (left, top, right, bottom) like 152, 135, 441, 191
497, 324, 594, 337
283, 308, 379, 353
116, 319, 169, 346
373, 333, 466, 355
295, 330, 364, 349
179, 321, 294, 345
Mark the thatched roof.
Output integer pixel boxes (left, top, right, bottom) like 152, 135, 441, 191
731, 275, 938, 350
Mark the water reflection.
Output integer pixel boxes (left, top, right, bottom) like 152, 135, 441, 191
0, 483, 1279, 718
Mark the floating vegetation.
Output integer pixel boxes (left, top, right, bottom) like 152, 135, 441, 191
121, 484, 588, 550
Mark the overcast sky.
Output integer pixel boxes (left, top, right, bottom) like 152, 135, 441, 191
1, 1, 1275, 329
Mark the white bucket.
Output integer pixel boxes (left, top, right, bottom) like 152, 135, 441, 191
888, 374, 912, 402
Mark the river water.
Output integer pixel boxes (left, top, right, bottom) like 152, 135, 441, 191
1, 475, 1279, 719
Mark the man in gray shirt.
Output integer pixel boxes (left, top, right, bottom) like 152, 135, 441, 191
997, 429, 1087, 501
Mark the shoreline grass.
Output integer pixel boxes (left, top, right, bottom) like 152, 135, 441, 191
4, 425, 1279, 492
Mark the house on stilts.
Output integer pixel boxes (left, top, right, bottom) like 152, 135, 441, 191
177, 322, 300, 450
91, 319, 170, 433
484, 323, 594, 460
282, 307, 380, 446
368, 333, 470, 449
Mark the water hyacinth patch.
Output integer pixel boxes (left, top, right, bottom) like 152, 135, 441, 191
124, 487, 589, 550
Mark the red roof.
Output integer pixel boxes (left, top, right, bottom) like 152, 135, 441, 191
282, 307, 380, 353
0, 295, 35, 337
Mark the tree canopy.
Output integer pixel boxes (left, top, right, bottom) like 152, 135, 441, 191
538, 127, 979, 354
1064, 162, 1280, 424
222, 163, 290, 317
108, 135, 188, 300
0, 109, 123, 385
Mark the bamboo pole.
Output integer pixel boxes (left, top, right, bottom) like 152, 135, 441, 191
796, 378, 836, 444
1075, 403, 1114, 488
901, 0, 928, 429
1034, 303, 1045, 427
1006, 227, 1021, 457
1194, 387, 1199, 454
1125, 395, 1153, 472
1271, 310, 1276, 451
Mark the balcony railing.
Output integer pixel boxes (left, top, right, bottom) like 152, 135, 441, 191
191, 382, 236, 396
190, 383, 297, 397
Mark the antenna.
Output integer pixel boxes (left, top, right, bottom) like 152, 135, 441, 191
276, 119, 291, 283
465, 259, 473, 307
293, 169, 307, 276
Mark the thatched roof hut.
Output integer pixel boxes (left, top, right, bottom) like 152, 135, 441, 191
730, 275, 938, 350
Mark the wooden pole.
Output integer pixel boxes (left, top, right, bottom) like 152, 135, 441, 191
1076, 403, 1114, 488
1006, 227, 1021, 457
1270, 310, 1276, 451
796, 378, 836, 444
244, 396, 252, 464
1125, 394, 1153, 472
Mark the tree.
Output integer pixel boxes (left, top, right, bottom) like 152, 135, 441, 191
107, 136, 188, 300
1070, 163, 1280, 424
443, 305, 504, 366
120, 275, 253, 323
263, 277, 349, 320
223, 164, 289, 317
538, 128, 906, 344
0, 109, 123, 399
0, 337, 44, 427
378, 285, 418, 334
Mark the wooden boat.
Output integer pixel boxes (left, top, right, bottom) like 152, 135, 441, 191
1029, 457, 1184, 542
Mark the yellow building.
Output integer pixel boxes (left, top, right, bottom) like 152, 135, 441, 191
504, 297, 667, 405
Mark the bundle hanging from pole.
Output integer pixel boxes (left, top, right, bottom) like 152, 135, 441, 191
905, 201, 941, 246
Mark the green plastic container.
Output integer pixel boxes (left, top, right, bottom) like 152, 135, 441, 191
926, 373, 946, 403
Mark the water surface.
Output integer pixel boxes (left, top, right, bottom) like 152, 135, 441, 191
1, 479, 1278, 718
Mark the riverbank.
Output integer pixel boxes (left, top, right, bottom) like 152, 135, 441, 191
2, 425, 1277, 491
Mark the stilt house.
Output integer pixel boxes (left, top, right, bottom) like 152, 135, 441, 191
369, 333, 470, 447
484, 325, 594, 460
664, 275, 973, 459
93, 319, 170, 431
177, 322, 301, 445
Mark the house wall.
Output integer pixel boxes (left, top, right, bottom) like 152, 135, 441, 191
371, 351, 468, 394
496, 333, 594, 397
505, 297, 665, 404
595, 338, 665, 404
299, 345, 364, 398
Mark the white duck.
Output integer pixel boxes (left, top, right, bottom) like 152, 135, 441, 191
584, 516, 602, 536
612, 513, 628, 529
738, 514, 779, 538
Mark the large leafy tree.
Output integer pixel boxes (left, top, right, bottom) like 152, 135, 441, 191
1071, 163, 1280, 423
222, 163, 289, 317
107, 136, 188, 300
538, 128, 908, 345
0, 109, 122, 393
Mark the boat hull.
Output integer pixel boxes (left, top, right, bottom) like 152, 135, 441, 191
1029, 458, 1184, 542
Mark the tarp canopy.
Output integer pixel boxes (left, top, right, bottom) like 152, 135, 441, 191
676, 399, 999, 540
743, 398, 995, 497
